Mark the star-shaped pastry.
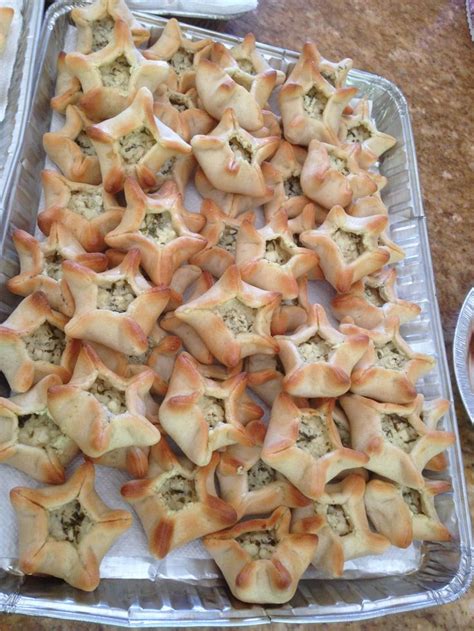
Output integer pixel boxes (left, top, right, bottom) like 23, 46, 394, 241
10, 462, 132, 591
153, 84, 215, 142
105, 178, 206, 286
7, 225, 107, 317
48, 343, 161, 457
0, 375, 79, 484
38, 170, 124, 253
159, 352, 262, 466
89, 445, 151, 479
288, 41, 352, 89
63, 248, 171, 355
292, 473, 389, 577
0, 292, 80, 393
66, 19, 168, 121
203, 506, 317, 605
121, 438, 237, 558
175, 264, 280, 367
87, 86, 192, 194
420, 397, 451, 472
191, 108, 280, 197
50, 51, 82, 114
270, 275, 311, 335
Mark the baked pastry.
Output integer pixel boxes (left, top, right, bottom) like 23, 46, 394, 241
62, 248, 171, 355
121, 438, 237, 558
50, 51, 83, 114
340, 318, 435, 403
143, 18, 212, 91
246, 354, 287, 407
71, 0, 150, 53
235, 209, 320, 300
203, 506, 317, 604
0, 292, 80, 393
270, 275, 310, 337
153, 85, 215, 142
331, 267, 421, 329
7, 225, 107, 317
191, 108, 280, 197
421, 397, 451, 471
43, 105, 101, 185
292, 474, 389, 576
175, 264, 280, 367
48, 343, 160, 457
261, 394, 368, 499
300, 206, 397, 293
0, 375, 79, 484
364, 477, 451, 547
300, 141, 385, 210
10, 462, 132, 591
275, 303, 369, 398
87, 86, 192, 193
89, 445, 150, 478
339, 393, 454, 488
0, 7, 13, 55
159, 352, 262, 466
219, 33, 286, 86
217, 419, 309, 518
65, 19, 169, 121
38, 170, 124, 252
288, 41, 352, 89
105, 178, 206, 286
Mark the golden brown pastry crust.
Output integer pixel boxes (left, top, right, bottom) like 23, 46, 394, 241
51, 51, 83, 114
288, 42, 352, 90
270, 276, 310, 336
153, 85, 215, 142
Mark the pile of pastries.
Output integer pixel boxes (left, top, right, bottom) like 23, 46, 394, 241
0, 0, 455, 604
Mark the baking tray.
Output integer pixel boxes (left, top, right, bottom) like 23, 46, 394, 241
454, 288, 474, 423
0, 0, 44, 211
0, 1, 472, 626
127, 0, 257, 20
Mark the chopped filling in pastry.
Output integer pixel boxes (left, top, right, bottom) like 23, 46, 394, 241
229, 134, 254, 163
375, 341, 409, 370
217, 225, 238, 253
17, 409, 72, 455
381, 414, 419, 452
237, 58, 257, 75
236, 529, 278, 560
264, 237, 293, 265
216, 298, 257, 336
247, 459, 276, 490
97, 279, 136, 312
43, 252, 64, 280
364, 284, 387, 307
296, 411, 333, 457
168, 90, 194, 112
89, 376, 127, 416
198, 395, 226, 429
158, 157, 177, 179
325, 503, 353, 536
284, 174, 303, 198
327, 151, 350, 175
75, 131, 96, 156
119, 127, 155, 164
332, 228, 365, 263
303, 85, 328, 118
333, 414, 351, 448
91, 16, 115, 52
23, 323, 66, 364
402, 488, 425, 516
169, 47, 194, 75
347, 123, 372, 143
100, 55, 132, 97
69, 189, 104, 220
48, 500, 93, 544
158, 473, 197, 511
298, 334, 333, 364
127, 337, 155, 365
139, 211, 177, 246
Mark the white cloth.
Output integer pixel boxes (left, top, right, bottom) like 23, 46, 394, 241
0, 0, 23, 122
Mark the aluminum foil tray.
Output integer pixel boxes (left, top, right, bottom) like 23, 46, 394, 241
0, 0, 44, 211
0, 1, 472, 626
454, 288, 474, 423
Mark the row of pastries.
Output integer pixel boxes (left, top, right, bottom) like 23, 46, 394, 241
0, 0, 454, 604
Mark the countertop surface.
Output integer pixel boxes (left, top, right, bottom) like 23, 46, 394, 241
1, 0, 473, 629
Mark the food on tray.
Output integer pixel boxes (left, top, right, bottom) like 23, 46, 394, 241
0, 6, 13, 55
0, 11, 453, 604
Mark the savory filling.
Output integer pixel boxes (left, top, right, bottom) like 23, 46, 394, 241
402, 488, 425, 516
91, 16, 115, 52
168, 90, 194, 112
364, 284, 387, 307
69, 189, 104, 220
325, 503, 353, 536
332, 228, 365, 263
381, 414, 419, 452
96, 279, 136, 312
229, 134, 254, 163
43, 252, 64, 280
217, 225, 238, 253
216, 299, 257, 336
298, 334, 333, 364
100, 55, 131, 96
158, 157, 177, 179
75, 131, 96, 156
237, 58, 257, 75
347, 123, 372, 143
169, 47, 194, 75
89, 376, 127, 416
236, 529, 278, 560
296, 411, 333, 457
264, 237, 293, 265
198, 395, 226, 429
158, 473, 197, 511
17, 409, 71, 454
328, 152, 350, 175
284, 174, 303, 198
247, 460, 276, 490
303, 85, 328, 118
48, 500, 93, 544
139, 211, 177, 246
23, 323, 65, 364
127, 337, 155, 365
119, 127, 155, 164
375, 341, 409, 370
